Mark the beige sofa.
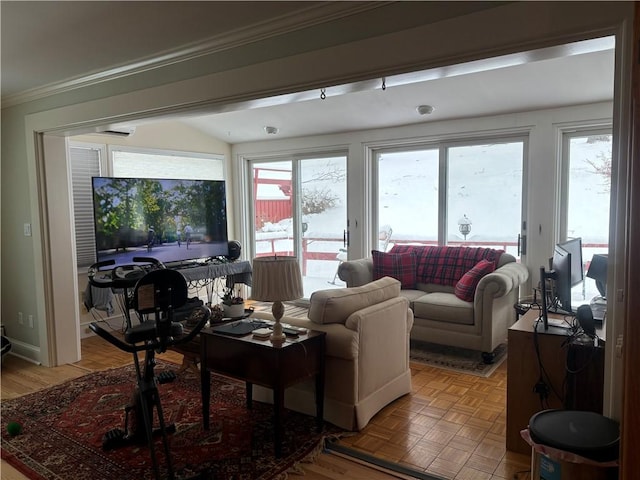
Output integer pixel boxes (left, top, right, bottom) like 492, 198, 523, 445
251, 276, 413, 431
338, 247, 529, 362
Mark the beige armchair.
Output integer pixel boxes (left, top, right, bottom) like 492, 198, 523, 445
251, 276, 413, 431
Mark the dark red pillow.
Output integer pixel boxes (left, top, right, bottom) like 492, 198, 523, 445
454, 259, 496, 302
372, 250, 417, 289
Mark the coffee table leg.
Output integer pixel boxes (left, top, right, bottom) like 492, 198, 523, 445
274, 386, 284, 458
201, 367, 210, 430
316, 336, 326, 432
246, 381, 253, 410
315, 372, 324, 432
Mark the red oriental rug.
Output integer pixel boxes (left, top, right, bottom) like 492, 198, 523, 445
1, 361, 343, 480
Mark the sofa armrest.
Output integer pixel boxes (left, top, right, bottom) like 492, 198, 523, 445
475, 262, 529, 299
474, 261, 529, 352
337, 258, 374, 287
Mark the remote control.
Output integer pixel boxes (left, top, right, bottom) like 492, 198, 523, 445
282, 327, 302, 336
280, 324, 307, 334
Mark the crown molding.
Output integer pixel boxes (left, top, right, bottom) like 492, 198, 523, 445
2, 2, 387, 108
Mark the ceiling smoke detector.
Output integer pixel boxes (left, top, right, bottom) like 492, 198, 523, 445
416, 105, 435, 115
264, 126, 279, 135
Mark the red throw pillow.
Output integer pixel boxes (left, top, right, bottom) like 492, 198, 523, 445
454, 259, 496, 302
372, 250, 417, 289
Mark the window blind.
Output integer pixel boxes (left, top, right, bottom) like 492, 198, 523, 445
70, 146, 101, 268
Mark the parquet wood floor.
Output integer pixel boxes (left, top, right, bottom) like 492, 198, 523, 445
1, 337, 531, 480
338, 360, 531, 480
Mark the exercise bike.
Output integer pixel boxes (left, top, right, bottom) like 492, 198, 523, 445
88, 257, 210, 480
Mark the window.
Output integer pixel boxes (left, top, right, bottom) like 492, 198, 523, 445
561, 130, 612, 305
375, 137, 525, 257
377, 148, 439, 245
111, 147, 224, 180
69, 143, 225, 268
446, 141, 524, 254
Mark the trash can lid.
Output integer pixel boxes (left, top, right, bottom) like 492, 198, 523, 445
529, 410, 619, 463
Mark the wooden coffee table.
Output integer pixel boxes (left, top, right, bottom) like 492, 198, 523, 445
200, 327, 326, 457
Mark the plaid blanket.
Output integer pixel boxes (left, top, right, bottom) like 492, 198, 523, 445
390, 245, 504, 286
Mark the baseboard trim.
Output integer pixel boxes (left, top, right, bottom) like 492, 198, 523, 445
5, 350, 41, 365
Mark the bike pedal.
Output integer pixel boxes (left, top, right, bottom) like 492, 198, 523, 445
156, 370, 176, 384
102, 428, 126, 450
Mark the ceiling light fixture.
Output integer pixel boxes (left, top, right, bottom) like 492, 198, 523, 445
264, 126, 278, 135
416, 105, 435, 116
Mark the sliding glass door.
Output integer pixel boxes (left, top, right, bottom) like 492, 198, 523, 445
251, 154, 347, 298
375, 138, 525, 258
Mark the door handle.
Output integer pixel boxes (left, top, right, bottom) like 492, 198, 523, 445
518, 234, 527, 256
343, 229, 349, 248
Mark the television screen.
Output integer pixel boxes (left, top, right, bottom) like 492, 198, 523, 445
92, 177, 229, 268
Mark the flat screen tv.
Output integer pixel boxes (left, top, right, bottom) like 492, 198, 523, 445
92, 177, 229, 268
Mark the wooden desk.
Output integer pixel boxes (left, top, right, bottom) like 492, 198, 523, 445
200, 328, 326, 457
506, 308, 605, 455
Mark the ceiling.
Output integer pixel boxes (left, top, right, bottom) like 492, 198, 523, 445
180, 41, 614, 143
0, 1, 328, 98
1, 1, 615, 144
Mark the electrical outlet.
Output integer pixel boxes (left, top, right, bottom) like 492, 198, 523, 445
28, 315, 34, 328
18, 312, 24, 325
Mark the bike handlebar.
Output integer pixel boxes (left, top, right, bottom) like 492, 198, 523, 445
88, 306, 210, 353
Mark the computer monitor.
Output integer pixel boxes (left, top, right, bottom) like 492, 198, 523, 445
558, 237, 583, 287
587, 253, 608, 299
540, 244, 573, 331
551, 245, 573, 314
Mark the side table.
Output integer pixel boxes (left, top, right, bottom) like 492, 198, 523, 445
200, 328, 326, 457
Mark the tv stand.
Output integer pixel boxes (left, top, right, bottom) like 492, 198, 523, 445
173, 260, 252, 304
87, 260, 252, 311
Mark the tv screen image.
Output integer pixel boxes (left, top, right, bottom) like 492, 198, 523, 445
92, 177, 229, 268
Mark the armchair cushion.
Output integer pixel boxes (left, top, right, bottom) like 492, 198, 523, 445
454, 259, 496, 302
372, 250, 417, 288
308, 276, 401, 325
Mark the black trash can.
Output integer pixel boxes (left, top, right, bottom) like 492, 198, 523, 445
528, 409, 619, 480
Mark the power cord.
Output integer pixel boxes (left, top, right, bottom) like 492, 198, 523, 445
532, 312, 564, 408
